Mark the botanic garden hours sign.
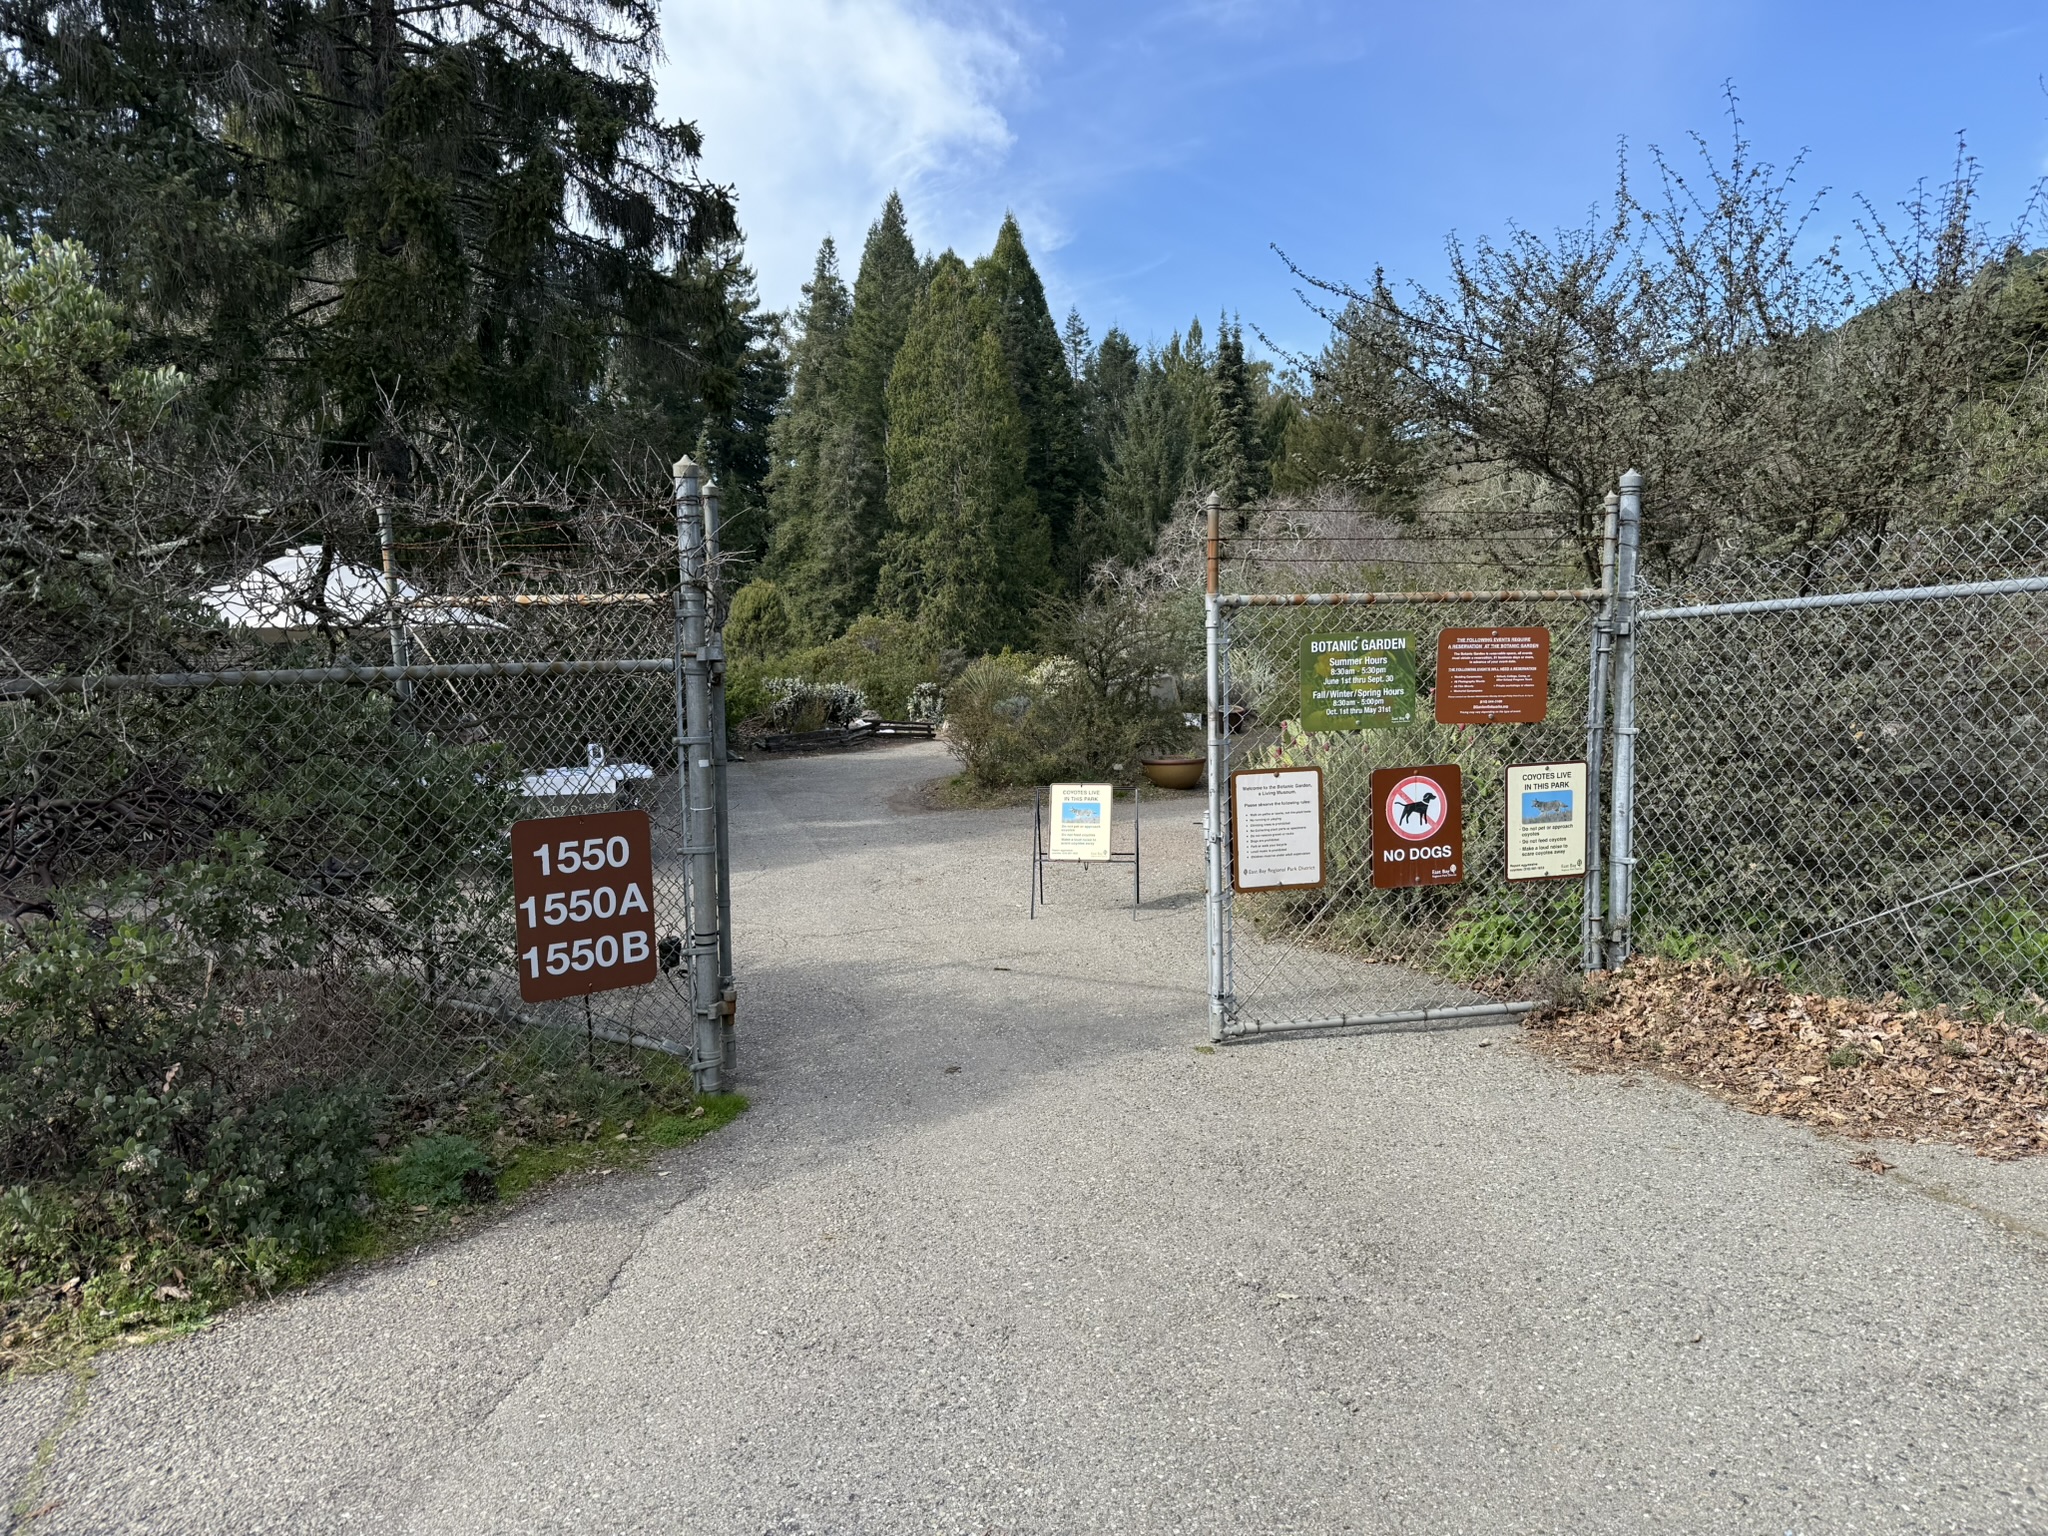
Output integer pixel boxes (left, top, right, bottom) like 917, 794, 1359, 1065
1299, 633, 1417, 730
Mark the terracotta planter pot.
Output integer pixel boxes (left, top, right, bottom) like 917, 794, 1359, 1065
1140, 756, 1204, 791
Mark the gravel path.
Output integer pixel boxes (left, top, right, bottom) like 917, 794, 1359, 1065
7, 740, 2048, 1534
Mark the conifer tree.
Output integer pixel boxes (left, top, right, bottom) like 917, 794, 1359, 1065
1084, 327, 1142, 461
1258, 301, 1419, 502
1064, 322, 1148, 576
789, 191, 925, 629
765, 239, 865, 634
878, 253, 1050, 651
973, 216, 1094, 582
1097, 323, 1213, 552
847, 194, 924, 440
0, 0, 737, 475
1206, 318, 1269, 508
1062, 308, 1092, 379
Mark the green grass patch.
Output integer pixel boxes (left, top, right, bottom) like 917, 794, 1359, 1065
925, 773, 1037, 810
3, 1044, 746, 1375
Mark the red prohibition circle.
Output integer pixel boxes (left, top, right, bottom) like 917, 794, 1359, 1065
1385, 774, 1448, 840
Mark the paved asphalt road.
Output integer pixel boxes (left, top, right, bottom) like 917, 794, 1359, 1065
7, 741, 2048, 1535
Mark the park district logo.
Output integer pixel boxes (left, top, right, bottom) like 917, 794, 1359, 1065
1384, 773, 1449, 840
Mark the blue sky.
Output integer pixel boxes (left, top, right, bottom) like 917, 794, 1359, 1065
661, 1, 2048, 362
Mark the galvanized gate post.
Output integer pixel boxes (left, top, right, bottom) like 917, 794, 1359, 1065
1581, 491, 1620, 970
673, 456, 725, 1092
703, 477, 738, 1081
377, 505, 415, 702
1603, 470, 1645, 970
1203, 492, 1229, 1043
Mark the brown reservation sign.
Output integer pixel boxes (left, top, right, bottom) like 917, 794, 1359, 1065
510, 810, 659, 1003
1370, 764, 1464, 889
1434, 627, 1550, 724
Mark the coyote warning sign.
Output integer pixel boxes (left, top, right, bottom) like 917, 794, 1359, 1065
1370, 765, 1464, 888
1505, 761, 1587, 882
1047, 783, 1114, 861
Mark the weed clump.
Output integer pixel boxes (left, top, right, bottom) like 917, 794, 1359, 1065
0, 834, 745, 1368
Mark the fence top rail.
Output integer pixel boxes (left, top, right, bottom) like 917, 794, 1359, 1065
1217, 586, 1607, 610
0, 656, 677, 699
430, 592, 663, 606
1638, 574, 2048, 622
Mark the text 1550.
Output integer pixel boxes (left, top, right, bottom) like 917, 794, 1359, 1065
530, 835, 634, 877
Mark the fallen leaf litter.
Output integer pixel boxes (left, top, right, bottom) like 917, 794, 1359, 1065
1525, 958, 2048, 1160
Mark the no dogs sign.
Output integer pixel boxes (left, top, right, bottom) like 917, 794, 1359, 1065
1370, 765, 1464, 888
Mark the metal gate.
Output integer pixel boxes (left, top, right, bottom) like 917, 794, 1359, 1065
1201, 478, 1639, 1041
0, 458, 738, 1101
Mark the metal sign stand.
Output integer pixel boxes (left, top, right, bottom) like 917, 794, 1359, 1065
1030, 785, 1141, 920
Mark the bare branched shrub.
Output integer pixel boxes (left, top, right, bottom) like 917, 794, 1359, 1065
1282, 98, 2048, 579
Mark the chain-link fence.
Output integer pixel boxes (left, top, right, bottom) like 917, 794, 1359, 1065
1, 464, 738, 1183
2, 594, 702, 1085
1203, 483, 2048, 1038
1209, 594, 1606, 1037
1195, 489, 1620, 1040
1631, 520, 2048, 1014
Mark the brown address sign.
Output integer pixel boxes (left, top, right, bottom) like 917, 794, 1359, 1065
510, 810, 659, 1003
1435, 627, 1550, 724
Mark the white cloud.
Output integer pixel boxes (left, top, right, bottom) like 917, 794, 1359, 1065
658, 0, 1029, 312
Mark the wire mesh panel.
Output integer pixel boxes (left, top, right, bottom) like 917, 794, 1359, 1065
1632, 521, 2048, 1013
1215, 595, 1601, 1034
0, 594, 700, 1105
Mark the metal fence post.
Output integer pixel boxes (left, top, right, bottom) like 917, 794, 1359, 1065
703, 476, 738, 1081
1580, 491, 1620, 970
377, 505, 414, 702
1203, 491, 1228, 1043
673, 455, 724, 1093
1603, 470, 1645, 970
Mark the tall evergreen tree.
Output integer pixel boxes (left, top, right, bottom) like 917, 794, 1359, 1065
972, 216, 1094, 583
764, 239, 862, 631
1097, 323, 1213, 554
878, 253, 1049, 651
1206, 318, 1269, 508
1064, 320, 1147, 577
1062, 308, 1092, 378
0, 0, 736, 475
1084, 327, 1142, 460
792, 191, 925, 630
1267, 302, 1419, 502
846, 194, 924, 442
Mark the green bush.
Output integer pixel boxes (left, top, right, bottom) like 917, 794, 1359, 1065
724, 613, 943, 729
761, 677, 869, 732
946, 655, 1193, 789
725, 655, 775, 730
1440, 911, 1541, 979
1, 837, 383, 1345
943, 654, 1049, 786
813, 615, 941, 719
726, 579, 793, 657
943, 587, 1195, 788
